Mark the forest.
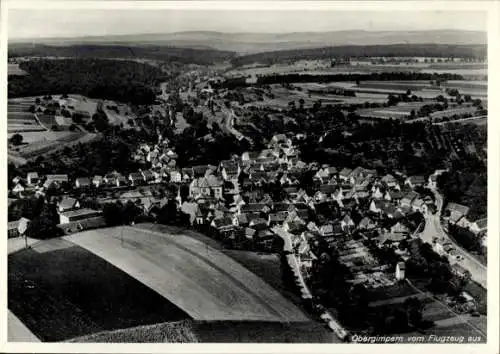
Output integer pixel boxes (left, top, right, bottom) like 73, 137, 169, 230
8, 59, 166, 104
231, 43, 487, 67
218, 72, 465, 88
8, 44, 236, 65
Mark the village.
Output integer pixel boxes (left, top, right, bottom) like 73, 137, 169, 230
8, 129, 487, 335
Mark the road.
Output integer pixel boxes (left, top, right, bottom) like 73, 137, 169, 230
419, 186, 487, 288
272, 226, 348, 342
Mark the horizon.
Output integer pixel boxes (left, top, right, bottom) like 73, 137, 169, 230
8, 9, 487, 40
9, 28, 488, 42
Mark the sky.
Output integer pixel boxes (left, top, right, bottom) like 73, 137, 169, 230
8, 9, 487, 39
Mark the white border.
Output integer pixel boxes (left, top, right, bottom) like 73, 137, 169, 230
2, 1, 499, 353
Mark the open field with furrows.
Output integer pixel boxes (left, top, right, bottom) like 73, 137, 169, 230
225, 62, 486, 78
430, 106, 480, 119
69, 319, 334, 343
10, 132, 99, 159
65, 224, 310, 323
8, 238, 190, 342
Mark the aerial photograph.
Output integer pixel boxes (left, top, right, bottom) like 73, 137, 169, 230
6, 5, 488, 345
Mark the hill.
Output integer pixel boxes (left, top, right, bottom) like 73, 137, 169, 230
231, 43, 487, 67
8, 44, 236, 65
10, 30, 486, 54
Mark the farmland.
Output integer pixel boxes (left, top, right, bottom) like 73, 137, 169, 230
8, 238, 190, 342
70, 319, 333, 343
8, 63, 28, 76
64, 225, 310, 323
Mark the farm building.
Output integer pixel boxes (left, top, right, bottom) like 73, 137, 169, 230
59, 208, 103, 225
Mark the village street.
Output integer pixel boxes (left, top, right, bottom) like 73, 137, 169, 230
419, 188, 487, 288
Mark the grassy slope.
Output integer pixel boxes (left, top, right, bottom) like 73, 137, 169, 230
8, 239, 190, 342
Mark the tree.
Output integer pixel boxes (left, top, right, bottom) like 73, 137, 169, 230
404, 297, 425, 327
26, 203, 60, 239
10, 133, 23, 146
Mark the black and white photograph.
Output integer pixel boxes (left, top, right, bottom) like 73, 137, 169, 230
3, 0, 497, 350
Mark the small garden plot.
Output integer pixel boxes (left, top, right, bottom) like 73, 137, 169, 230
8, 239, 190, 342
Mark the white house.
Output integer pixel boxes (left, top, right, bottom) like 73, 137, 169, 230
395, 262, 406, 280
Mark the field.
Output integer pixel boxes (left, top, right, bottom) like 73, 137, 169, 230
8, 238, 190, 342
8, 100, 46, 134
69, 319, 333, 343
8, 63, 28, 76
64, 224, 310, 322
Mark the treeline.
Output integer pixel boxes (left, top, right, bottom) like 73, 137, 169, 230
218, 72, 464, 88
231, 44, 487, 67
8, 44, 236, 65
437, 156, 487, 221
8, 59, 165, 105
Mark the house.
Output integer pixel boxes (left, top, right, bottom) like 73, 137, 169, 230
384, 189, 404, 202
181, 168, 194, 181
57, 196, 80, 213
57, 216, 106, 234
59, 208, 103, 225
75, 177, 91, 189
358, 217, 377, 230
445, 202, 470, 224
222, 165, 240, 181
372, 186, 385, 199
92, 175, 103, 188
390, 222, 410, 239
7, 217, 30, 238
12, 182, 25, 196
268, 212, 288, 226
192, 164, 216, 178
241, 203, 271, 215
428, 174, 438, 189
411, 198, 427, 213
27, 172, 39, 186
170, 170, 182, 183
381, 174, 397, 188
469, 218, 487, 235
105, 173, 127, 187
44, 174, 69, 189
141, 170, 156, 183
339, 168, 353, 181
249, 217, 268, 228
400, 192, 419, 208
395, 262, 406, 280
318, 223, 334, 237
405, 175, 426, 189
129, 172, 146, 186
241, 151, 260, 163
211, 217, 235, 235
341, 215, 355, 231
189, 176, 223, 199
